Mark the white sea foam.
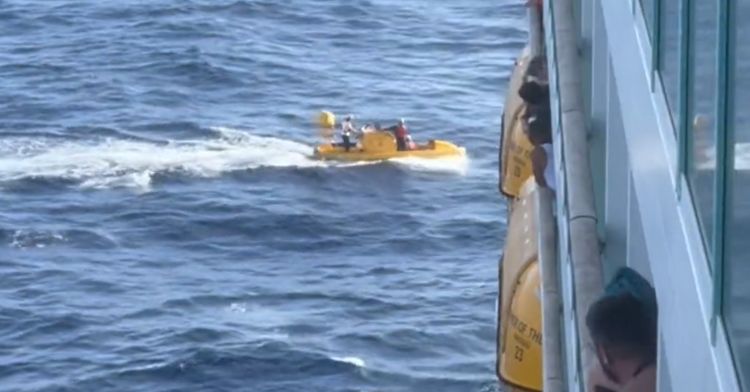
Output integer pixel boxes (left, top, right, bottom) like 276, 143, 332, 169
389, 154, 469, 176
331, 356, 366, 368
227, 302, 247, 313
9, 229, 67, 249
0, 126, 468, 191
0, 127, 324, 191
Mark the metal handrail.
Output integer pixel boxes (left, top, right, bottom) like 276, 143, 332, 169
542, 0, 604, 391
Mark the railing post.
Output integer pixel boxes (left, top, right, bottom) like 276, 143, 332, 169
536, 187, 564, 392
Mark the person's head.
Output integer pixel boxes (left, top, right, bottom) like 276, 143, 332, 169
399, 118, 405, 126
586, 268, 657, 385
526, 55, 548, 81
345, 115, 352, 121
519, 80, 550, 106
525, 106, 551, 145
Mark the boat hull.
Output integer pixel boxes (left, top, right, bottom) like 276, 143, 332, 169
313, 139, 465, 162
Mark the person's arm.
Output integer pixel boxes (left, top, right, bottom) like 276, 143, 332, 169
531, 146, 548, 188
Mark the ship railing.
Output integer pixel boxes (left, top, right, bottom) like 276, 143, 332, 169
535, 186, 564, 392
539, 0, 604, 391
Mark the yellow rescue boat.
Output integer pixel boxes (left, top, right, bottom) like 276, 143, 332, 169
312, 111, 464, 161
313, 131, 465, 162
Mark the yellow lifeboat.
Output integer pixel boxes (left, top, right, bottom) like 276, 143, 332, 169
313, 131, 465, 162
500, 51, 535, 199
497, 179, 543, 392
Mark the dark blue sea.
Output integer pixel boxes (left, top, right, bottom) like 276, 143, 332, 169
0, 1, 525, 391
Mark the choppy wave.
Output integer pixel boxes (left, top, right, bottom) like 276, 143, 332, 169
0, 0, 515, 391
331, 355, 366, 368
2, 228, 118, 249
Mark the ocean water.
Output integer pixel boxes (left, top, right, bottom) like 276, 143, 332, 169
0, 1, 526, 391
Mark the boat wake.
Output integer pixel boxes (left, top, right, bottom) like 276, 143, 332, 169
0, 127, 325, 191
0, 127, 467, 191
389, 155, 469, 176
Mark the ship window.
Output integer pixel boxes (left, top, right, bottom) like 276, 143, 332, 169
723, 0, 750, 387
686, 0, 719, 265
658, 0, 682, 129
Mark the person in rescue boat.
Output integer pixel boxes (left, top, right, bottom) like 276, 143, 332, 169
358, 123, 377, 138
340, 114, 356, 151
405, 134, 417, 150
393, 118, 409, 151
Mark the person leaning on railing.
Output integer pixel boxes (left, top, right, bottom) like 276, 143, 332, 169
519, 55, 555, 192
526, 105, 555, 192
585, 267, 658, 392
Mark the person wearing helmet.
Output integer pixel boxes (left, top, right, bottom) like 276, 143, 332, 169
394, 118, 409, 151
340, 114, 356, 151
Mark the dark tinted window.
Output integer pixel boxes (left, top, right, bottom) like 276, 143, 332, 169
658, 0, 681, 129
724, 0, 750, 388
687, 0, 719, 265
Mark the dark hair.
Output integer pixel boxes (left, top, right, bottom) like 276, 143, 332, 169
586, 293, 657, 362
526, 55, 547, 80
519, 80, 550, 106
526, 105, 552, 142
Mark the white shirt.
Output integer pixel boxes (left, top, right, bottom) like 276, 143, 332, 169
341, 120, 354, 135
